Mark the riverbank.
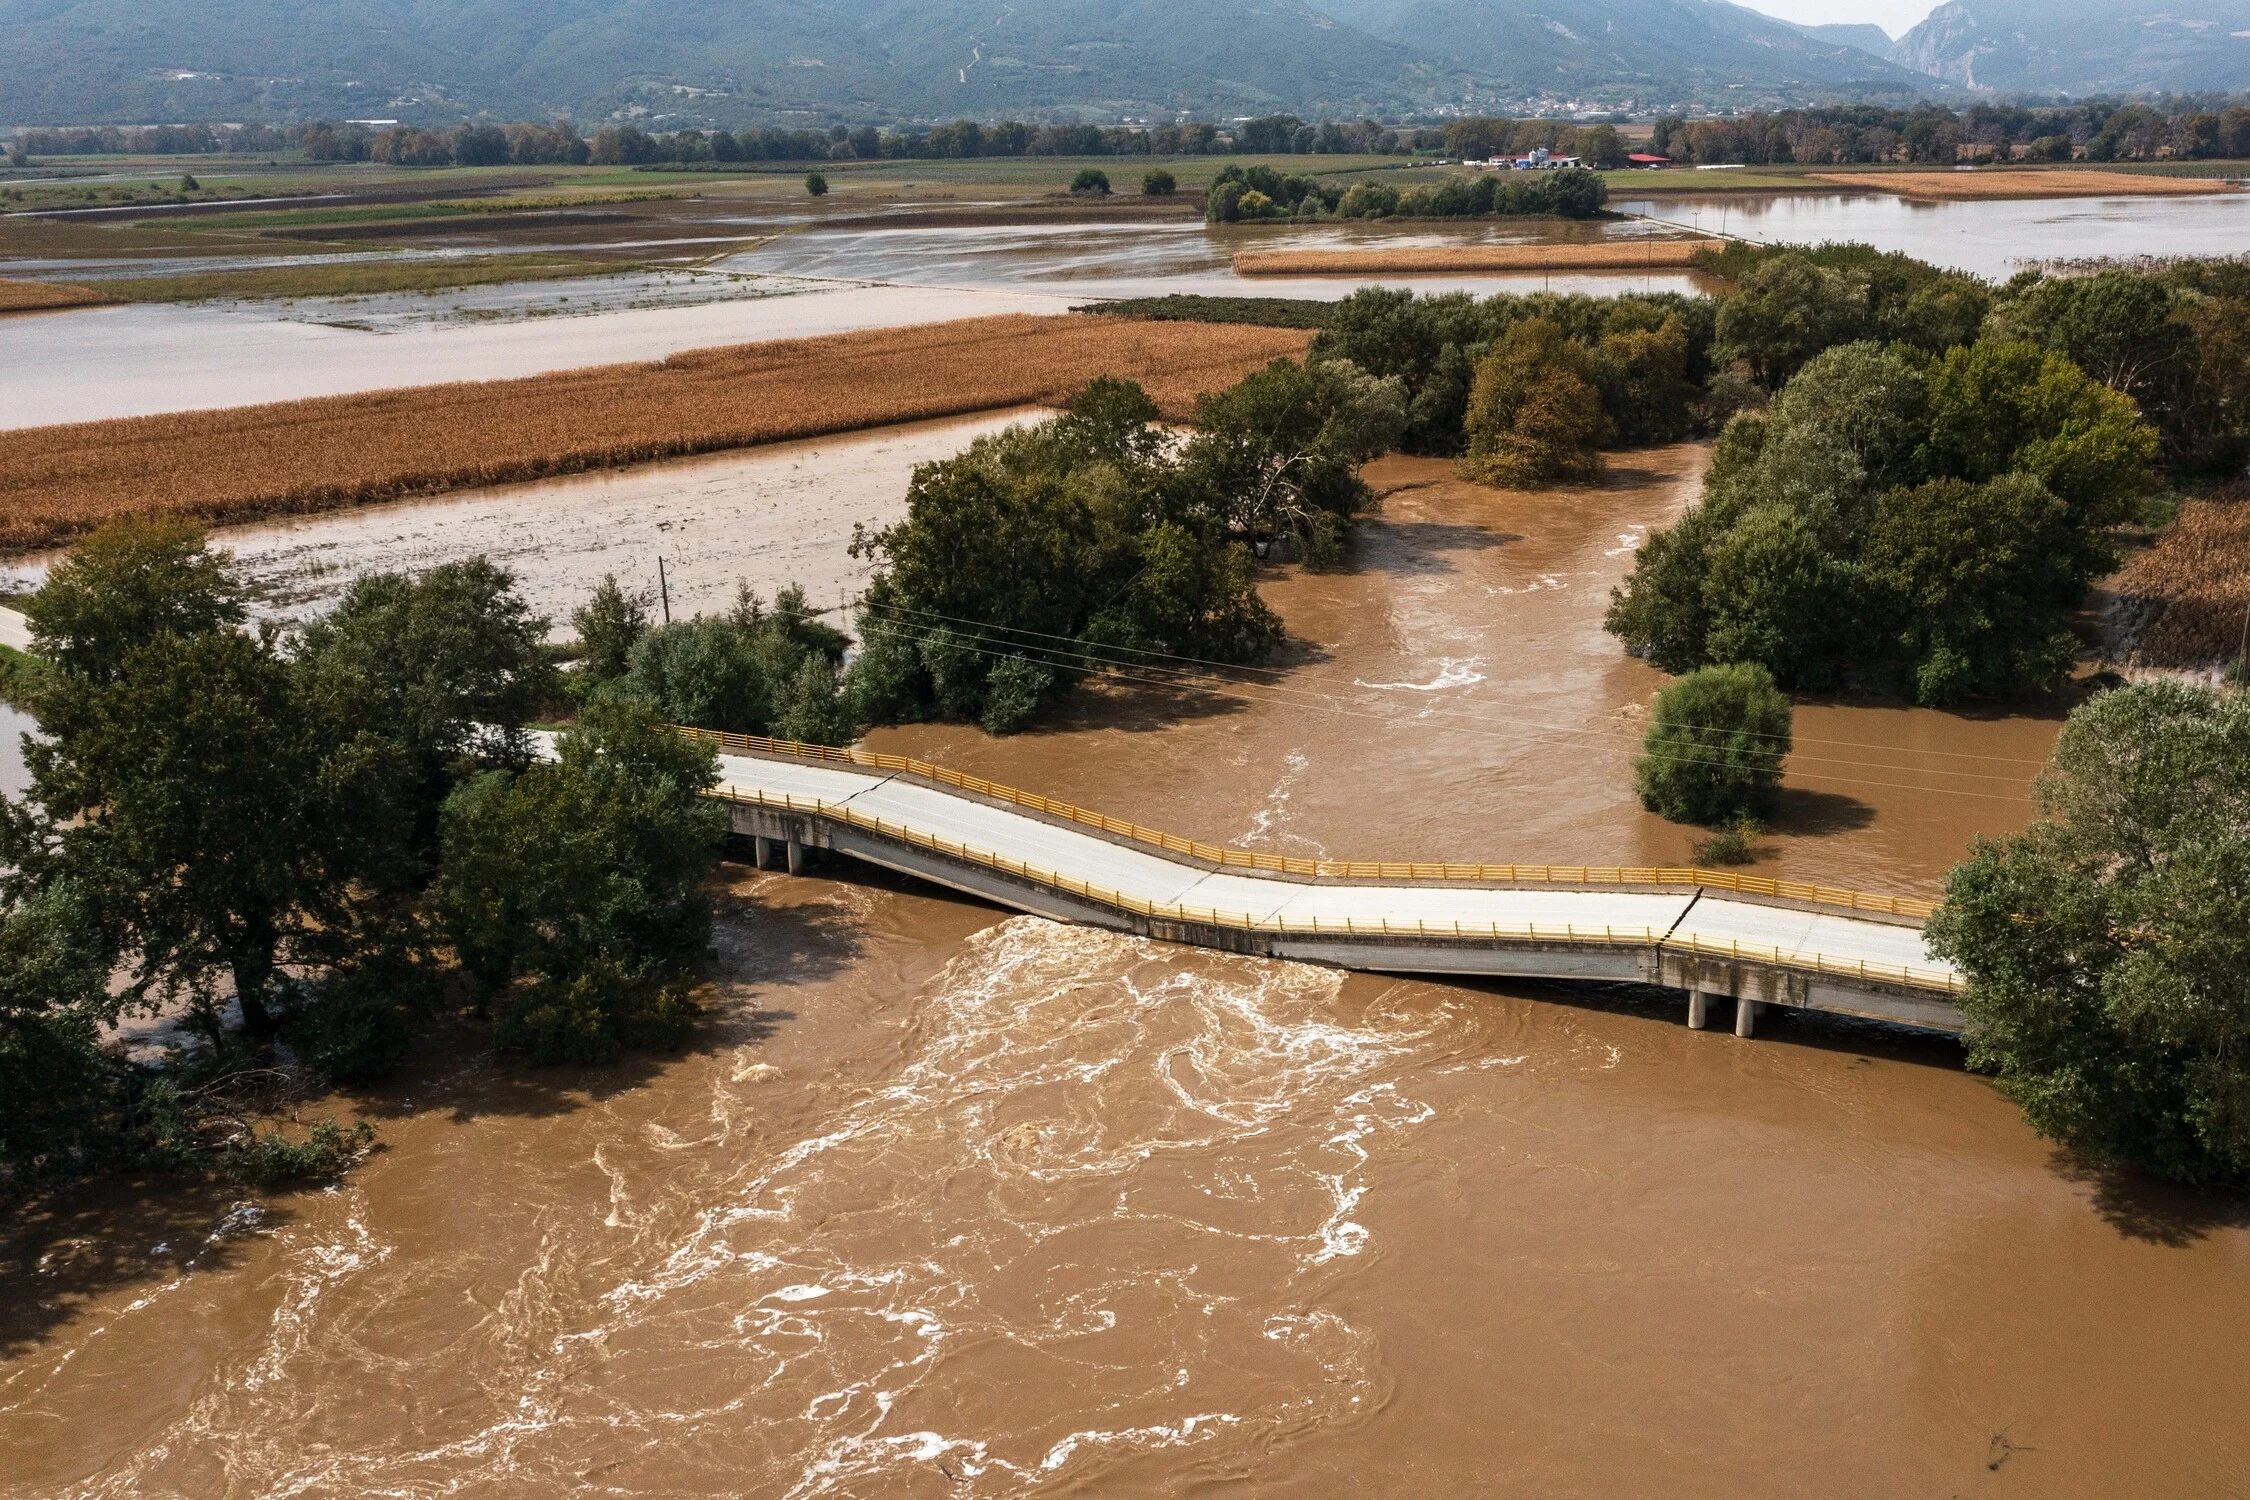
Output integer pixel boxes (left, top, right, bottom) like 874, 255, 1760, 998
0, 313, 1308, 551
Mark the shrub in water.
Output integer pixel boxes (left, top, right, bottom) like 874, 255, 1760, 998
1634, 663, 1793, 825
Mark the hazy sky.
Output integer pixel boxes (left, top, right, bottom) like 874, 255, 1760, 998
1741, 0, 1939, 40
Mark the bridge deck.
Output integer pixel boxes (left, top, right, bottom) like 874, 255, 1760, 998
714, 751, 1955, 996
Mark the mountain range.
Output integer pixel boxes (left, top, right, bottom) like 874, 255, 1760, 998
1888, 0, 2250, 95
0, 0, 2241, 130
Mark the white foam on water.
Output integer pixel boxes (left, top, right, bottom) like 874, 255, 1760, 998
1234, 747, 1327, 858
1355, 657, 1488, 692
59, 919, 1467, 1498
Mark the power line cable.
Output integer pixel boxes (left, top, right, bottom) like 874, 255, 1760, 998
852, 596, 2052, 768
842, 607, 2036, 802
849, 601, 2043, 791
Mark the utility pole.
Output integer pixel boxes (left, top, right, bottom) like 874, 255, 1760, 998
657, 557, 671, 624
2237, 599, 2248, 693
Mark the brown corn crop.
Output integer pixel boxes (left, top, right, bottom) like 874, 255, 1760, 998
1233, 240, 1723, 276
0, 313, 1312, 553
2111, 492, 2250, 668
1812, 170, 2235, 200
0, 278, 115, 314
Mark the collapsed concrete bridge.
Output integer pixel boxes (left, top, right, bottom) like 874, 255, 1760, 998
693, 732, 1965, 1038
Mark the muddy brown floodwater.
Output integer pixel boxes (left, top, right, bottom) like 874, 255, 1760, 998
6, 440, 2249, 1500
870, 447, 2057, 901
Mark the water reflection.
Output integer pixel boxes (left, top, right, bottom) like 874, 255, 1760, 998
720, 217, 1711, 301
1620, 189, 2250, 277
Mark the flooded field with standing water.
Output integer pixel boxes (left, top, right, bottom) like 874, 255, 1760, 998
0, 410, 1043, 630
9, 419, 2250, 1499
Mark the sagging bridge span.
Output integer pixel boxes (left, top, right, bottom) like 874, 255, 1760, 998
693, 732, 1964, 1038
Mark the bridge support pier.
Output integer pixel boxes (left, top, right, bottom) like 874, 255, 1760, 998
786, 837, 804, 876
753, 835, 772, 870
1687, 992, 1708, 1030
1734, 998, 1760, 1038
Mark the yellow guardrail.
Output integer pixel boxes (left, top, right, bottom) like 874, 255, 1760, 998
715, 784, 1963, 997
682, 728, 1941, 923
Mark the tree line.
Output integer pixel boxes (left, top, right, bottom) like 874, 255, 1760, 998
582, 367, 1402, 741
9, 122, 295, 156
22, 98, 2250, 171
1205, 164, 1607, 223
1632, 98, 2250, 166
225, 116, 1438, 170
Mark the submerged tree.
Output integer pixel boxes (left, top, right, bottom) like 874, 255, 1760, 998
847, 368, 1375, 734
1633, 664, 1793, 826
437, 693, 725, 1064
1927, 682, 2250, 1185
1605, 338, 2157, 704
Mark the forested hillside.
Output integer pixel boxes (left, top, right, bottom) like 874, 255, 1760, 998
1892, 0, 2250, 94
1314, 0, 1921, 100
0, 0, 1441, 127
2, 0, 1935, 129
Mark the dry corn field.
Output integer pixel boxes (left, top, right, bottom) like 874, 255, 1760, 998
1812, 169, 2237, 200
0, 314, 1312, 552
0, 278, 115, 313
2111, 491, 2250, 667
1233, 240, 1723, 276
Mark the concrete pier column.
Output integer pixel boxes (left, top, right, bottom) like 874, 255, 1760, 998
786, 838, 804, 876
1687, 992, 1708, 1030
1734, 997, 1756, 1038
753, 835, 771, 870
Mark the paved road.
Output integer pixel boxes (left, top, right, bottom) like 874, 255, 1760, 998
715, 751, 1956, 987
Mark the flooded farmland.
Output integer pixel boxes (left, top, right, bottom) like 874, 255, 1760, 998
11, 424, 2247, 1500
206, 410, 1034, 628
11, 185, 2248, 428
9, 176, 2250, 1499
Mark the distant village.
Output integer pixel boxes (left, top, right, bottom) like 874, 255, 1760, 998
1465, 145, 1672, 169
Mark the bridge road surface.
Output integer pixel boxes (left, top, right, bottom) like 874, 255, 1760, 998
712, 749, 1961, 1033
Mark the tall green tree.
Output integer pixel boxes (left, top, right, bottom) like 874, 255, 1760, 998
436, 694, 725, 1064
1459, 319, 1613, 487
1862, 475, 2083, 706
1712, 252, 1871, 388
10, 622, 335, 1038
571, 573, 651, 682
293, 558, 556, 881
848, 373, 1315, 732
21, 514, 244, 683
1181, 357, 1406, 563
1928, 683, 2250, 1184
1633, 664, 1793, 825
